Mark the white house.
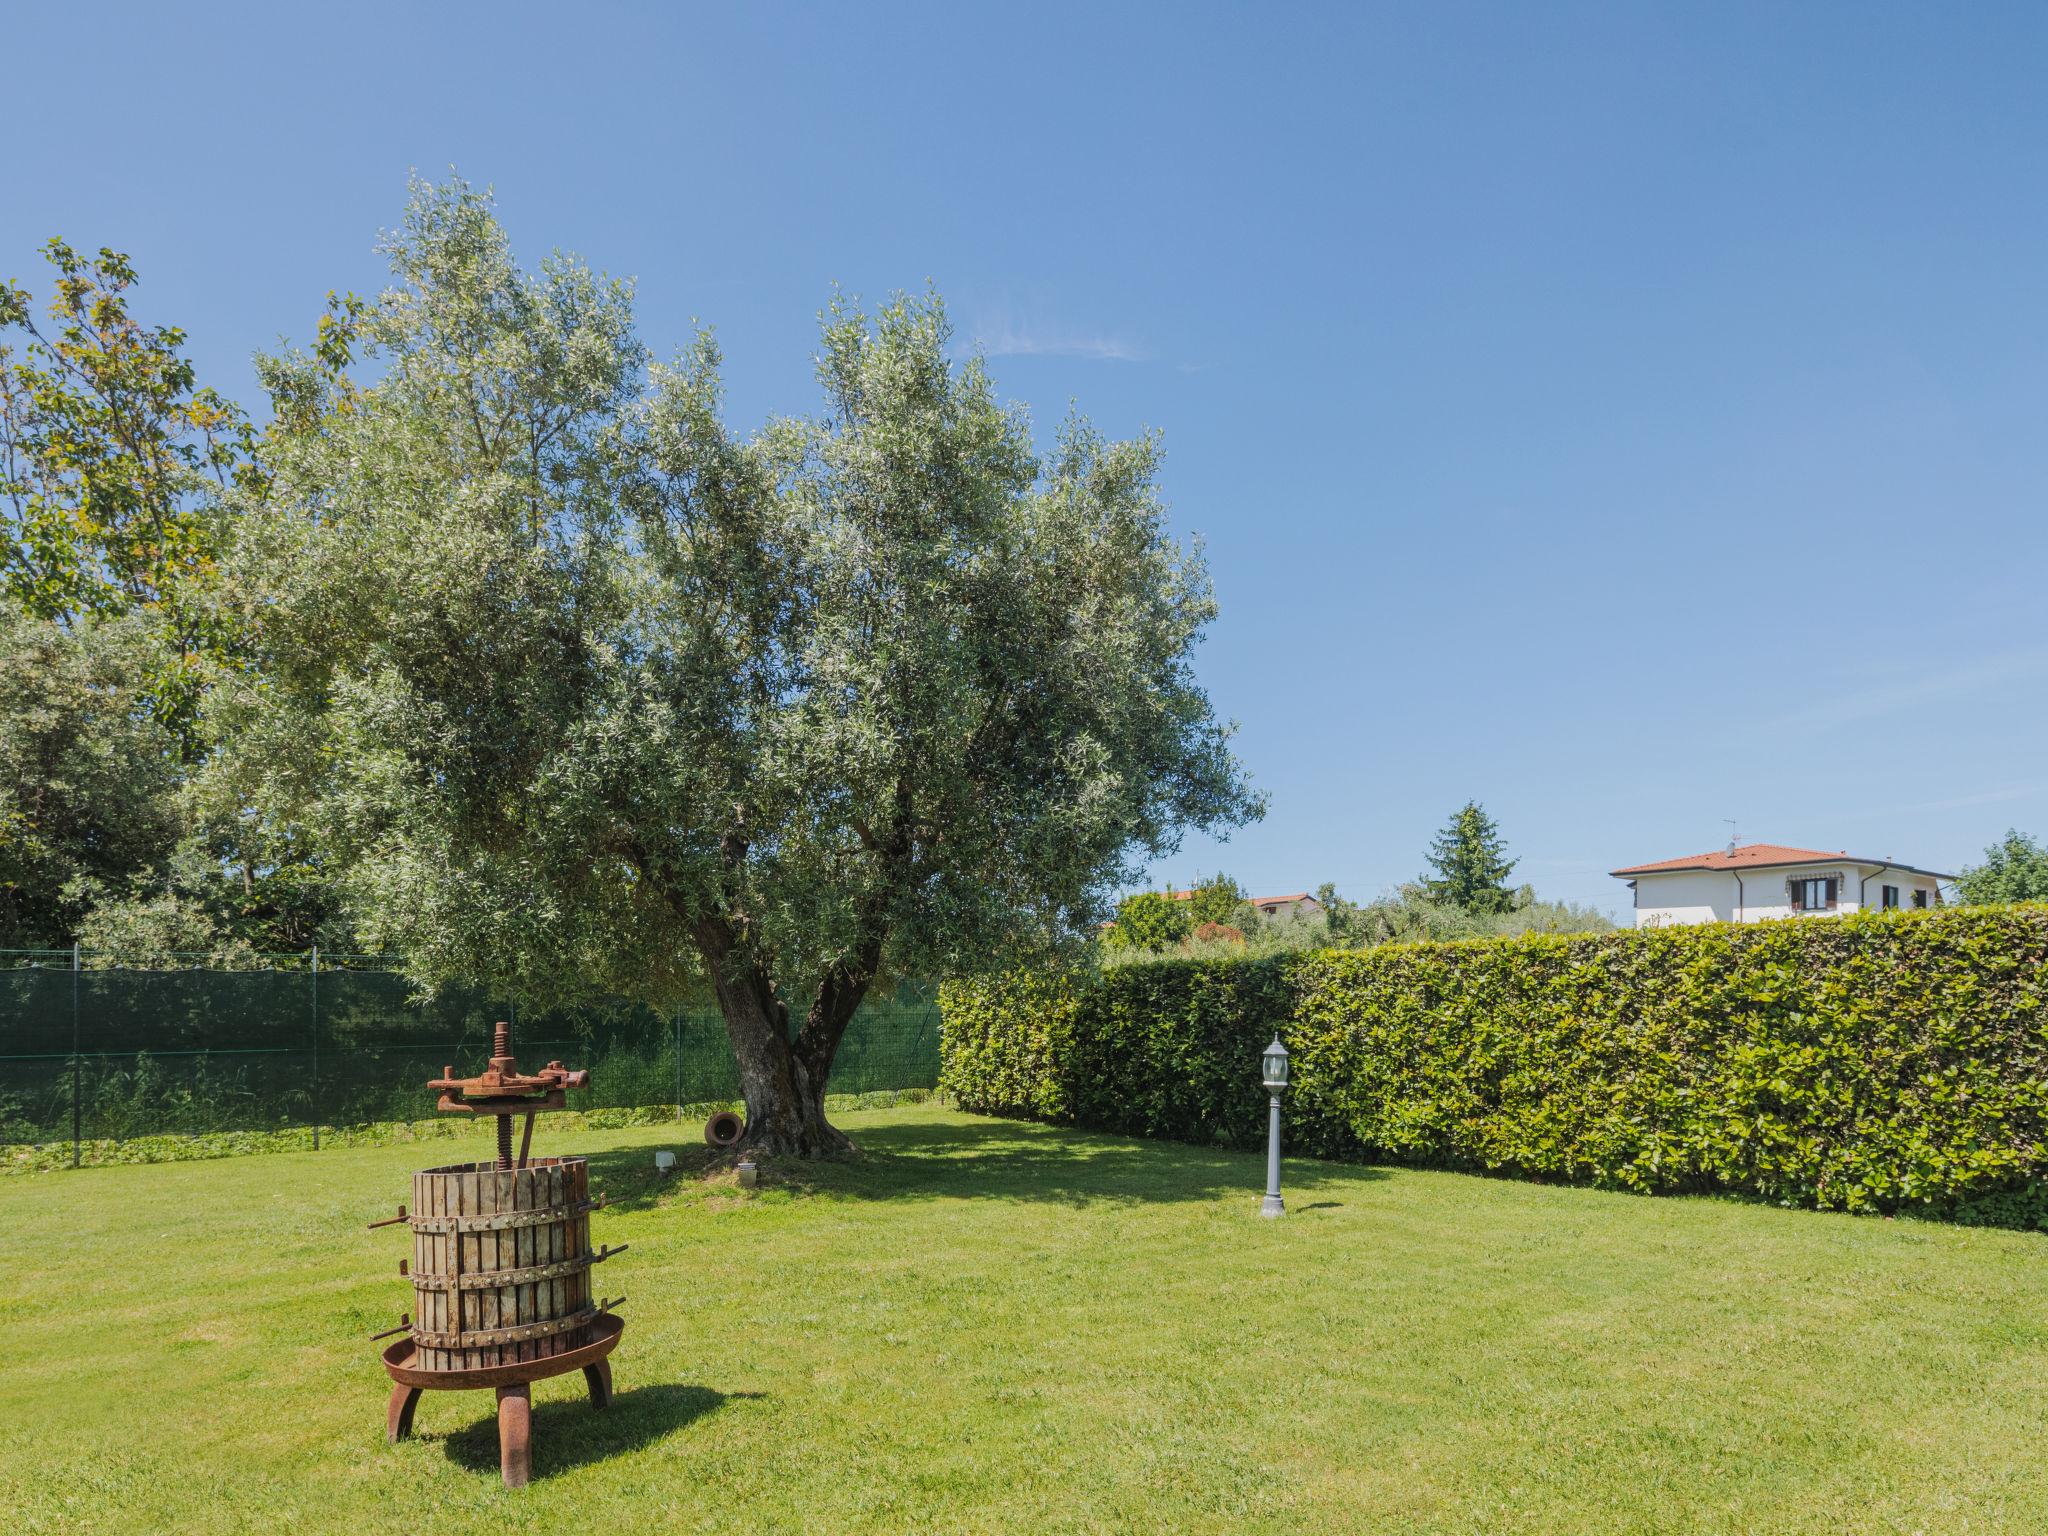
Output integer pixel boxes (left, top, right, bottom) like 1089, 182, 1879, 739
1610, 843, 1954, 928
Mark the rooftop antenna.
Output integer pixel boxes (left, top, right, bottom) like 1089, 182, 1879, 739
1723, 818, 1739, 855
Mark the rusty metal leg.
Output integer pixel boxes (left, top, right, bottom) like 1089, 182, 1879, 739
496, 1383, 532, 1488
386, 1383, 422, 1443
583, 1358, 613, 1409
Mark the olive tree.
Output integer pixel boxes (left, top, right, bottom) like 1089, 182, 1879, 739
224, 182, 1258, 1154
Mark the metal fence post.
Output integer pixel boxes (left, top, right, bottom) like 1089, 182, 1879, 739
310, 943, 320, 1151
70, 942, 81, 1168
674, 1008, 684, 1118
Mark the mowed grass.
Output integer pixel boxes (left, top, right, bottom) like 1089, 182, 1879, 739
5, 1106, 2047, 1535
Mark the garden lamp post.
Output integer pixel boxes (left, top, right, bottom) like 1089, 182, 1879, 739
1260, 1034, 1289, 1218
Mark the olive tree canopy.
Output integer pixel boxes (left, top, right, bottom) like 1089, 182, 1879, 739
224, 181, 1260, 1153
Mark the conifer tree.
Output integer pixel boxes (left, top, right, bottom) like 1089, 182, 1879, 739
1422, 801, 1518, 914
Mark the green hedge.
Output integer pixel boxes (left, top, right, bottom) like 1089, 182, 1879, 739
940, 906, 2048, 1225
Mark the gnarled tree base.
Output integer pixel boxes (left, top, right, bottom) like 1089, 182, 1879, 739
736, 1093, 854, 1159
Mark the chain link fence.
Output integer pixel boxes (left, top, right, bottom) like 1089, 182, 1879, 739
0, 949, 941, 1158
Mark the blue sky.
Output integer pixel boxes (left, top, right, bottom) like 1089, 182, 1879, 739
10, 2, 2047, 915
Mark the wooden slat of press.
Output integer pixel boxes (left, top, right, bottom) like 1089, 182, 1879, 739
446, 1173, 459, 1369
491, 1164, 506, 1364
445, 1170, 461, 1372
582, 1160, 594, 1333
533, 1162, 552, 1360
503, 1163, 520, 1362
423, 1172, 436, 1371
410, 1170, 422, 1369
460, 1168, 478, 1371
496, 1163, 515, 1363
476, 1164, 492, 1370
531, 1162, 548, 1361
422, 1170, 440, 1371
483, 1165, 503, 1364
422, 1168, 439, 1373
422, 1171, 437, 1372
519, 1164, 536, 1363
442, 1171, 454, 1372
505, 1165, 520, 1364
562, 1162, 578, 1348
524, 1171, 540, 1368
435, 1170, 450, 1373
557, 1163, 573, 1359
496, 1163, 516, 1364
546, 1161, 566, 1359
529, 1164, 545, 1361
441, 1170, 454, 1372
569, 1159, 588, 1346
437, 1170, 455, 1372
419, 1170, 435, 1372
408, 1170, 423, 1370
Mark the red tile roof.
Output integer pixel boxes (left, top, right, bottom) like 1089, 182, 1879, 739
1167, 889, 1316, 906
1611, 844, 1956, 880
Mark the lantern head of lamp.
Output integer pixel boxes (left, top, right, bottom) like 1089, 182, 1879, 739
1261, 1035, 1290, 1093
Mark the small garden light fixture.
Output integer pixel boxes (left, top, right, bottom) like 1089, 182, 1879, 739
1260, 1034, 1289, 1218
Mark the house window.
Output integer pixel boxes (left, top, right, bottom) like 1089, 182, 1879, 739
1790, 876, 1838, 912
1881, 885, 1900, 909
1912, 889, 1928, 909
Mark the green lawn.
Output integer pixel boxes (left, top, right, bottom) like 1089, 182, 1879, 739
6, 1105, 2047, 1534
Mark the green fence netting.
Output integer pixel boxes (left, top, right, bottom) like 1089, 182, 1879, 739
0, 951, 941, 1146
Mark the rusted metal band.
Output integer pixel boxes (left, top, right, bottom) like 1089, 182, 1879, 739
407, 1199, 600, 1234
410, 1251, 596, 1292
410, 1305, 597, 1350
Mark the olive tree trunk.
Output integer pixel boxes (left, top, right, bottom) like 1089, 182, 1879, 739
695, 917, 876, 1158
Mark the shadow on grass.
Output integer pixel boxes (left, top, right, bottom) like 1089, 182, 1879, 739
582, 1112, 1385, 1213
438, 1383, 758, 1480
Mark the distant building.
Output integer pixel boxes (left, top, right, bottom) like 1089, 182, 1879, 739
1610, 843, 1953, 928
1246, 892, 1322, 921
1168, 888, 1324, 922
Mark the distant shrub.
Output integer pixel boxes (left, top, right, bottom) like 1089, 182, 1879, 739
1101, 890, 1191, 952
580, 1105, 684, 1131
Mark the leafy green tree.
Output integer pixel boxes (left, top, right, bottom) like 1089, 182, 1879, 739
1314, 881, 1366, 944
1179, 873, 1246, 928
0, 240, 259, 733
1103, 890, 1194, 951
0, 603, 181, 946
226, 180, 1259, 1155
1956, 830, 2048, 905
1421, 801, 1519, 914
68, 831, 352, 963
73, 870, 255, 969
0, 243, 334, 951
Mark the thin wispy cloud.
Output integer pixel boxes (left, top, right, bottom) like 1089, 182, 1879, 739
969, 311, 1147, 363
1845, 781, 2048, 821
1519, 856, 1609, 872
1778, 647, 2048, 731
